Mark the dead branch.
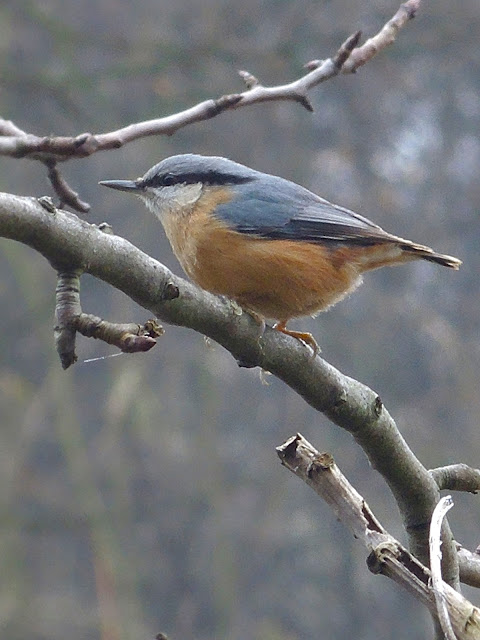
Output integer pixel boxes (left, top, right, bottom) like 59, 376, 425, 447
277, 434, 480, 640
429, 496, 457, 640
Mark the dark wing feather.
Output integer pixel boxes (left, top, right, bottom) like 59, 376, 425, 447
214, 174, 396, 246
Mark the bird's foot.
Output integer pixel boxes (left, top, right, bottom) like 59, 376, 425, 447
227, 303, 267, 368
272, 322, 320, 357
229, 301, 266, 335
244, 309, 266, 336
228, 299, 244, 316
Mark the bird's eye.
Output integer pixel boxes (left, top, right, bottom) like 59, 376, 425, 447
161, 173, 176, 187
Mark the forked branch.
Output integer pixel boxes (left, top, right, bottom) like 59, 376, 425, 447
277, 434, 480, 640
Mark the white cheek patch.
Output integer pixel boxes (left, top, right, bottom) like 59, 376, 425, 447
175, 183, 203, 208
141, 183, 203, 221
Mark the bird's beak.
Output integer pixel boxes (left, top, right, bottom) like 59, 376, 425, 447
99, 179, 141, 192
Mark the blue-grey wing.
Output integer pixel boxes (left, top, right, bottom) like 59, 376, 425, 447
214, 174, 394, 245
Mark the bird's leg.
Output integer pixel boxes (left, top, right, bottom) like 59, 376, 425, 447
231, 306, 266, 369
229, 300, 266, 341
272, 321, 320, 356
243, 308, 266, 336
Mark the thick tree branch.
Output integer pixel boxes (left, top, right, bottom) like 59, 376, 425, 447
0, 191, 460, 590
0, 0, 421, 211
276, 435, 480, 639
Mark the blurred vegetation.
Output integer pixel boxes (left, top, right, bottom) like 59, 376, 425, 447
0, 0, 479, 638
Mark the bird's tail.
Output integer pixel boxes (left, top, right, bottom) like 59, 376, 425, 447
400, 241, 462, 269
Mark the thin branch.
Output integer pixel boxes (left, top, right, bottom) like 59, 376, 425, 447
0, 191, 460, 592
306, 0, 420, 72
277, 435, 480, 639
54, 270, 163, 368
343, 0, 421, 72
457, 544, 480, 589
232, 30, 362, 114
0, 118, 27, 136
431, 465, 480, 493
429, 496, 457, 640
74, 315, 163, 354
54, 270, 82, 369
0, 0, 421, 211
52, 233, 169, 367
45, 160, 90, 213
0, 31, 360, 160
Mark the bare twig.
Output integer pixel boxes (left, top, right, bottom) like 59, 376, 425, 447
233, 30, 361, 113
429, 496, 457, 640
45, 160, 91, 213
343, 0, 421, 72
277, 435, 480, 639
51, 235, 171, 367
430, 464, 480, 493
457, 544, 480, 589
0, 31, 360, 161
0, 118, 27, 136
74, 314, 163, 354
305, 0, 420, 72
0, 0, 421, 211
54, 271, 82, 369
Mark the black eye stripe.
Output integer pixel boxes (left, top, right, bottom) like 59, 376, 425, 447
162, 173, 175, 186
143, 170, 253, 188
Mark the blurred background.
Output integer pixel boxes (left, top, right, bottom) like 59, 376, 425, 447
0, 1, 479, 638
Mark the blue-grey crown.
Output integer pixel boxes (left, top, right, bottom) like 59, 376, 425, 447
140, 154, 258, 188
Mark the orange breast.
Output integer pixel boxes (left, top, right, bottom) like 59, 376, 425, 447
168, 199, 361, 320
163, 188, 407, 321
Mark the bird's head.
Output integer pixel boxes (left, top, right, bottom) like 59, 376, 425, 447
99, 154, 256, 221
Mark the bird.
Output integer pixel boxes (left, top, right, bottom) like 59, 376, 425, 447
100, 154, 461, 353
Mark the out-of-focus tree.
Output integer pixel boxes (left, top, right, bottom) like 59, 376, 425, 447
0, 1, 479, 639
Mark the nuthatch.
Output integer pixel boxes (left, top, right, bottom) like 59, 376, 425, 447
100, 154, 461, 351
